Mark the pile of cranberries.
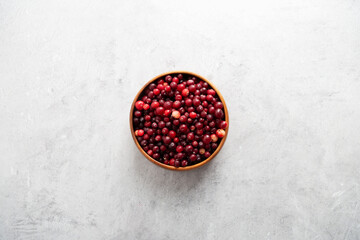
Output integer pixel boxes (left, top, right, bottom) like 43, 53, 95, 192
132, 73, 228, 168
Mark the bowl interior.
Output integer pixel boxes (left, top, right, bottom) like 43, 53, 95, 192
130, 71, 229, 171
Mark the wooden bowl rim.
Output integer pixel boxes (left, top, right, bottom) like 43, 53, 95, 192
129, 71, 229, 171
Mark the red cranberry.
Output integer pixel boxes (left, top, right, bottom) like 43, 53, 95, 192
158, 121, 165, 128
174, 160, 180, 167
176, 145, 184, 153
151, 101, 160, 109
169, 130, 176, 139
195, 122, 203, 129
203, 134, 211, 144
206, 95, 214, 102
189, 154, 197, 162
185, 145, 193, 153
192, 141, 198, 147
179, 115, 187, 123
147, 150, 153, 156
214, 109, 224, 119
204, 152, 211, 158
193, 98, 201, 107
196, 129, 203, 135
173, 119, 180, 126
189, 112, 197, 119
169, 159, 175, 166
147, 129, 154, 136
185, 99, 192, 106
177, 84, 185, 91
155, 135, 162, 141
135, 101, 144, 110
181, 160, 188, 167
209, 106, 215, 114
163, 136, 172, 145
177, 74, 183, 80
219, 121, 228, 129
143, 134, 150, 140
207, 89, 216, 96
156, 107, 165, 115
187, 132, 195, 141
173, 101, 181, 109
179, 124, 188, 133
162, 128, 169, 134
173, 77, 179, 83
182, 89, 189, 97
214, 102, 223, 109
153, 89, 160, 95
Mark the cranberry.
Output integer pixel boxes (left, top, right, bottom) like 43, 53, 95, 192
185, 145, 193, 153
209, 106, 215, 114
214, 102, 223, 109
207, 89, 216, 96
151, 101, 160, 109
179, 115, 187, 123
203, 134, 211, 144
169, 159, 175, 166
169, 142, 176, 149
158, 121, 165, 128
156, 107, 165, 115
153, 89, 160, 95
136, 129, 144, 136
193, 98, 201, 107
135, 101, 144, 110
179, 124, 188, 133
173, 101, 181, 109
219, 121, 228, 129
155, 135, 162, 141
206, 95, 214, 102
187, 132, 195, 141
169, 130, 176, 139
181, 160, 188, 167
211, 134, 218, 142
189, 112, 197, 119
162, 127, 169, 135
170, 82, 177, 89
216, 129, 225, 138
195, 122, 203, 129
147, 150, 153, 156
177, 74, 183, 80
147, 129, 154, 136
182, 89, 189, 97
171, 110, 180, 119
189, 154, 197, 162
176, 145, 184, 153
174, 160, 180, 167
163, 136, 172, 145
177, 84, 185, 91
173, 77, 179, 83
204, 152, 211, 158
214, 109, 224, 119
185, 99, 192, 106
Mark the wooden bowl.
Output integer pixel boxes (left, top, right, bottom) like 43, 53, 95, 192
129, 71, 229, 171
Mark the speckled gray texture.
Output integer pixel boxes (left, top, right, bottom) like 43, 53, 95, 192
1, 0, 360, 239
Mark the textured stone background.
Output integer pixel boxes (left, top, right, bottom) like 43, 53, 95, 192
1, 0, 360, 239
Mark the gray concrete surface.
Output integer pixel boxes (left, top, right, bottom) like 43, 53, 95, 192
1, 0, 360, 239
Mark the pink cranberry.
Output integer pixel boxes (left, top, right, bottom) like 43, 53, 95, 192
216, 129, 225, 138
